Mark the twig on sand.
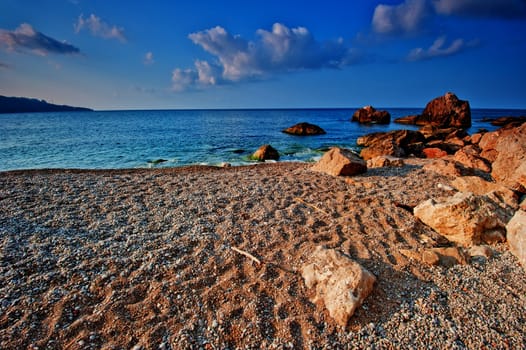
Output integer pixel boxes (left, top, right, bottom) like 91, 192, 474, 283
294, 197, 331, 216
231, 246, 261, 265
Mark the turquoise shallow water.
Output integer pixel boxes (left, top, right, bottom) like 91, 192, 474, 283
0, 108, 524, 171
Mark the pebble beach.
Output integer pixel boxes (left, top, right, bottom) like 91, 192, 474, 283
1, 161, 525, 349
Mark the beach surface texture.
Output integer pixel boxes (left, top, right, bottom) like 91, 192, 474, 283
1, 161, 525, 349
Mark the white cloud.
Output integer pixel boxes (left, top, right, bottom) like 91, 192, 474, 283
407, 36, 467, 61
433, 0, 526, 18
74, 14, 126, 42
172, 23, 359, 91
0, 23, 80, 56
144, 51, 154, 65
372, 0, 431, 34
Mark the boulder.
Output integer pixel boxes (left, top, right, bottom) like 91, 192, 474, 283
367, 155, 404, 168
491, 123, 526, 193
302, 246, 376, 327
451, 176, 518, 209
453, 149, 491, 173
422, 147, 447, 158
357, 130, 425, 160
351, 106, 391, 124
414, 192, 513, 246
311, 147, 367, 176
419, 92, 471, 128
478, 126, 516, 162
251, 144, 279, 161
422, 159, 473, 177
507, 210, 526, 269
426, 139, 464, 154
400, 247, 468, 267
418, 125, 468, 141
469, 132, 484, 145
467, 245, 494, 260
282, 122, 326, 136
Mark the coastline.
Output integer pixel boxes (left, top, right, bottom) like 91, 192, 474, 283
1, 161, 525, 349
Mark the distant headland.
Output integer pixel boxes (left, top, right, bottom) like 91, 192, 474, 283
0, 95, 92, 114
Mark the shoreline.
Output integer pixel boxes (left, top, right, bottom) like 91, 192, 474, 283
1, 160, 525, 349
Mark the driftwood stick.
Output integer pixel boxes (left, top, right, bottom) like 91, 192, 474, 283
294, 197, 331, 216
231, 246, 261, 265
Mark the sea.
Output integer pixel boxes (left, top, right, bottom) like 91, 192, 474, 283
0, 108, 524, 171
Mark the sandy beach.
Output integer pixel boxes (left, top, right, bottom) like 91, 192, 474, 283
1, 161, 525, 349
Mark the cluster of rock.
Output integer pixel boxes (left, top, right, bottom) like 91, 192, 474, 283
351, 106, 390, 124
302, 94, 525, 326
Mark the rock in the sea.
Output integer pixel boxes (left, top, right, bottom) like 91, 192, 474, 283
419, 92, 471, 128
395, 92, 471, 128
282, 122, 326, 136
451, 176, 518, 209
351, 106, 391, 124
488, 116, 526, 127
357, 130, 424, 160
394, 115, 420, 125
367, 155, 404, 168
311, 147, 367, 176
491, 123, 526, 193
414, 192, 512, 246
251, 144, 279, 161
422, 147, 448, 158
302, 246, 376, 327
507, 210, 526, 269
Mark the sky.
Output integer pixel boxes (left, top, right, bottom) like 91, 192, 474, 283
0, 0, 525, 110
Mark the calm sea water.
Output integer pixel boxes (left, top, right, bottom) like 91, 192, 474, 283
0, 108, 524, 171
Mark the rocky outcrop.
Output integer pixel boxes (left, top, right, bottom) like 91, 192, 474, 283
282, 122, 326, 136
451, 176, 518, 209
357, 130, 424, 160
422, 148, 447, 158
311, 147, 367, 176
367, 156, 404, 168
351, 106, 391, 124
422, 159, 473, 177
478, 126, 516, 162
400, 247, 468, 267
491, 123, 526, 193
453, 148, 491, 173
414, 192, 512, 246
486, 116, 526, 127
302, 246, 376, 327
507, 210, 526, 269
251, 144, 279, 161
394, 92, 471, 128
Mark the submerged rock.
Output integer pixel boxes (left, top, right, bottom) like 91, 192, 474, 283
282, 122, 326, 135
311, 147, 366, 176
302, 246, 376, 327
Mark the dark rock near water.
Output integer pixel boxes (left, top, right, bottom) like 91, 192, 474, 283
351, 106, 391, 124
394, 92, 471, 128
282, 122, 326, 136
251, 144, 280, 161
483, 116, 526, 127
357, 130, 425, 160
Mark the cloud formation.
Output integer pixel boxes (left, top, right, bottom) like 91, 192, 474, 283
74, 14, 126, 42
433, 0, 526, 18
172, 23, 359, 91
0, 23, 80, 56
144, 51, 154, 65
372, 0, 431, 34
373, 0, 526, 35
407, 36, 468, 61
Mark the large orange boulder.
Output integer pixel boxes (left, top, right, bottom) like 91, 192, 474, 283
251, 144, 279, 161
491, 123, 526, 193
311, 147, 367, 176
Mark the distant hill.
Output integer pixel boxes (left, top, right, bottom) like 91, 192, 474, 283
0, 95, 93, 114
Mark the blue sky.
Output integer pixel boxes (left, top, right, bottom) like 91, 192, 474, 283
1, 0, 525, 110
